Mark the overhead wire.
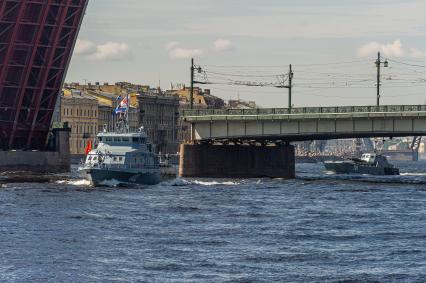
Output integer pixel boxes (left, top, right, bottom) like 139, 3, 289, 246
193, 57, 426, 103
387, 58, 426, 68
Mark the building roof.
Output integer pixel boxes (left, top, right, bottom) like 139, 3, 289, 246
62, 89, 97, 100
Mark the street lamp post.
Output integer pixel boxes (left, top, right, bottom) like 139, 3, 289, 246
375, 52, 389, 107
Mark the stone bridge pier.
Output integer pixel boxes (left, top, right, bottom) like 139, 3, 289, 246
179, 143, 295, 179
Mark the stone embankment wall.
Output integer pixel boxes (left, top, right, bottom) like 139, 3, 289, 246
0, 129, 70, 173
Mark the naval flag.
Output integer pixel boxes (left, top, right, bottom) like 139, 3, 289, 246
114, 97, 128, 114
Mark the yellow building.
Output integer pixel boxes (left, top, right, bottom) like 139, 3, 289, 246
65, 82, 146, 108
60, 90, 98, 155
87, 90, 139, 108
168, 87, 208, 108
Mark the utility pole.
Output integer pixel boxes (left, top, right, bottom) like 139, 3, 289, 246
278, 64, 293, 111
190, 58, 194, 109
288, 64, 293, 110
376, 52, 381, 107
375, 52, 389, 107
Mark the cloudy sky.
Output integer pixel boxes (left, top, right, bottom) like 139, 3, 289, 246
66, 0, 426, 107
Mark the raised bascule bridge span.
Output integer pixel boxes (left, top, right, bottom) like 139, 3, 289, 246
0, 0, 89, 150
179, 105, 426, 179
0, 0, 89, 173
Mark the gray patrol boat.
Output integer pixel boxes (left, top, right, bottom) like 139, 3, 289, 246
324, 153, 399, 175
79, 101, 161, 186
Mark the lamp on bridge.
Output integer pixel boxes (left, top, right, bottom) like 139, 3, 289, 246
375, 52, 389, 107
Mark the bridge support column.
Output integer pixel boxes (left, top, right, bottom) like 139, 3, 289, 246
179, 143, 295, 179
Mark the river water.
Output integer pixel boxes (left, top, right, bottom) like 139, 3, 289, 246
0, 162, 425, 282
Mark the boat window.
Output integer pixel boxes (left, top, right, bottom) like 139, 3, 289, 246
122, 137, 130, 142
132, 137, 139, 142
93, 156, 98, 160
106, 137, 112, 142
114, 138, 121, 142
113, 157, 118, 161
119, 157, 123, 162
140, 138, 146, 143
98, 137, 103, 142
87, 156, 92, 161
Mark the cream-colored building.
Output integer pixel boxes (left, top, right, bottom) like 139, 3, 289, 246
60, 90, 98, 155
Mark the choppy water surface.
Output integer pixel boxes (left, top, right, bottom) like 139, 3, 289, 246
1, 162, 425, 282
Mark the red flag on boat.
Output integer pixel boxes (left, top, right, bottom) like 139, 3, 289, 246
85, 140, 92, 155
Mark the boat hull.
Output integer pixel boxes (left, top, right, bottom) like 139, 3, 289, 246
324, 161, 399, 175
80, 168, 161, 186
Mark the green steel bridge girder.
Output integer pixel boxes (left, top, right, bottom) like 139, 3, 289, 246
182, 105, 426, 122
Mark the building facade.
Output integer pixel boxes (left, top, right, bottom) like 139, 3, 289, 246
0, 0, 88, 150
138, 94, 180, 154
60, 91, 98, 155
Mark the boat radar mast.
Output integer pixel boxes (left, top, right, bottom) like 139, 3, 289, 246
114, 94, 130, 133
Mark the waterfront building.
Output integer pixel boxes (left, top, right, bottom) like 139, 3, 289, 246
138, 93, 180, 154
167, 87, 225, 109
60, 90, 98, 155
98, 104, 114, 133
65, 82, 147, 107
0, 0, 88, 150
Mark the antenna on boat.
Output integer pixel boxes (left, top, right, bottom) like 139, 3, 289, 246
113, 92, 130, 133
126, 92, 130, 133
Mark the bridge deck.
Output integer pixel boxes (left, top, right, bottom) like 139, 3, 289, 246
182, 105, 426, 142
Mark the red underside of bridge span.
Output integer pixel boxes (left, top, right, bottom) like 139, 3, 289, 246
0, 0, 88, 150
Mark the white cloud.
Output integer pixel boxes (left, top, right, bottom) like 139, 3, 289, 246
169, 48, 203, 59
74, 39, 96, 55
214, 39, 232, 51
74, 40, 132, 61
165, 41, 179, 50
358, 40, 426, 59
358, 40, 404, 57
89, 42, 132, 61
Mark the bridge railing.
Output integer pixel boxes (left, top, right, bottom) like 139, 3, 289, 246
182, 105, 426, 117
